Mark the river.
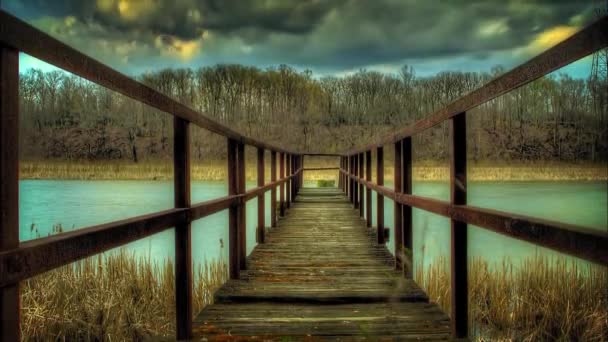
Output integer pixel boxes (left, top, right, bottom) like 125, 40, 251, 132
19, 180, 607, 271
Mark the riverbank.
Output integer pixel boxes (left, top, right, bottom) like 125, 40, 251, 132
416, 255, 607, 341
21, 250, 227, 340
19, 161, 607, 182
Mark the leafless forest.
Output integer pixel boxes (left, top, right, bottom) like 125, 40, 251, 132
18, 64, 607, 163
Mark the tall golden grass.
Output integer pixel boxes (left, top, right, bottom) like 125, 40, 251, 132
20, 160, 607, 182
21, 250, 227, 341
415, 256, 608, 341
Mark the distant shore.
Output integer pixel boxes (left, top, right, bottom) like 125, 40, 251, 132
19, 161, 608, 182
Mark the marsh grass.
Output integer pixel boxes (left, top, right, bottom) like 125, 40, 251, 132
416, 256, 608, 341
20, 161, 607, 182
21, 250, 227, 341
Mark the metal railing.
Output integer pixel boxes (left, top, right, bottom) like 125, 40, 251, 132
338, 15, 608, 338
0, 10, 311, 340
0, 8, 607, 340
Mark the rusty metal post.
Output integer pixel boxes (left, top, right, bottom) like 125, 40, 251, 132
174, 116, 192, 339
279, 153, 285, 216
257, 147, 265, 243
394, 140, 403, 270
227, 139, 240, 279
365, 151, 372, 227
450, 112, 468, 338
403, 137, 413, 278
270, 151, 277, 227
0, 43, 20, 342
237, 142, 246, 271
376, 146, 384, 244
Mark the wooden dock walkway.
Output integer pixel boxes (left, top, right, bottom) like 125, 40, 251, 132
193, 187, 450, 340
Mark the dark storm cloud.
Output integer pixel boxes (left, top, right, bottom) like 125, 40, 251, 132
3, 0, 594, 74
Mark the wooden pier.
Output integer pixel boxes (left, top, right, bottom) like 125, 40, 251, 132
193, 187, 449, 340
1, 9, 607, 341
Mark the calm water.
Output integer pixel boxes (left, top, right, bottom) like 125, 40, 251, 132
19, 180, 607, 270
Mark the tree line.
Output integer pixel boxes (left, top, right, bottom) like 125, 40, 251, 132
18, 63, 607, 163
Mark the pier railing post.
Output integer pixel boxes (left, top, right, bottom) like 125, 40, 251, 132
286, 154, 291, 208
0, 43, 20, 342
338, 157, 343, 191
271, 151, 277, 227
257, 147, 265, 243
394, 140, 403, 270
403, 137, 413, 278
376, 146, 384, 244
450, 112, 468, 338
358, 152, 364, 218
280, 153, 285, 216
365, 151, 372, 227
237, 142, 247, 271
353, 154, 359, 209
173, 116, 192, 339
227, 139, 240, 279
348, 156, 355, 205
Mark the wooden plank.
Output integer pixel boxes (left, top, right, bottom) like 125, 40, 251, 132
302, 167, 340, 171
257, 147, 265, 243
194, 188, 450, 339
190, 195, 239, 221
449, 112, 467, 338
376, 147, 384, 244
366, 151, 372, 228
173, 117, 192, 339
0, 10, 299, 156
300, 153, 344, 157
394, 140, 403, 270
0, 209, 187, 287
270, 151, 277, 228
280, 153, 285, 217
402, 137, 413, 278
194, 302, 450, 340
344, 16, 608, 155
237, 143, 246, 270
0, 43, 20, 342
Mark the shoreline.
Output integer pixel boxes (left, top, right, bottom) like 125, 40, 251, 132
19, 161, 608, 182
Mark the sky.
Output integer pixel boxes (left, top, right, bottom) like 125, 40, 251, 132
2, 0, 599, 78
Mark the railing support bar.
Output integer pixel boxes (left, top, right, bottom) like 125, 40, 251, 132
403, 137, 413, 278
227, 139, 240, 279
0, 43, 20, 342
394, 140, 403, 270
365, 151, 372, 227
359, 152, 364, 217
257, 147, 265, 243
270, 151, 277, 227
280, 153, 285, 216
173, 116, 192, 340
450, 112, 468, 338
376, 147, 385, 244
237, 142, 247, 270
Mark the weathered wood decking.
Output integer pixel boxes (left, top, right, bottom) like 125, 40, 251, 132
193, 187, 450, 340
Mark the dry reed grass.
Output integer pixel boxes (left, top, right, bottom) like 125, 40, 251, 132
21, 250, 227, 341
20, 161, 607, 182
415, 256, 608, 341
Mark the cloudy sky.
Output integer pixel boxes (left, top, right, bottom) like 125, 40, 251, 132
2, 0, 597, 77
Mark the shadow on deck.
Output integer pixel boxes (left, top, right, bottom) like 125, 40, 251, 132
193, 187, 450, 340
